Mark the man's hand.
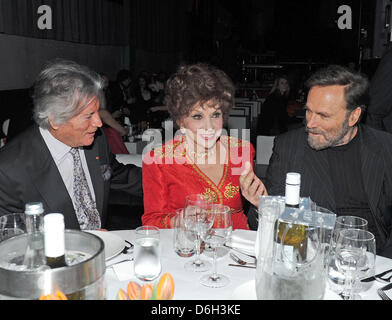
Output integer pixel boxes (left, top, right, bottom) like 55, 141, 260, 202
239, 161, 268, 208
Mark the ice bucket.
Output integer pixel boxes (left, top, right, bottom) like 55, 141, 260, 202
255, 196, 336, 300
0, 230, 105, 300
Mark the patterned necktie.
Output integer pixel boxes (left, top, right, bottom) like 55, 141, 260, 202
69, 148, 101, 230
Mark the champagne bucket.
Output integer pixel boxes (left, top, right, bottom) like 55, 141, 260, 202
256, 196, 336, 300
0, 230, 105, 300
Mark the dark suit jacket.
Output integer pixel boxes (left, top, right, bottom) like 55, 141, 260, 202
0, 125, 142, 229
366, 47, 392, 133
249, 124, 392, 258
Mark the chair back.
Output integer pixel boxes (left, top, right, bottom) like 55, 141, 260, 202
256, 135, 275, 165
2, 119, 10, 136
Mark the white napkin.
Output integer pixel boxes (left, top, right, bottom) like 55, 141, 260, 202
112, 261, 135, 281
227, 234, 256, 256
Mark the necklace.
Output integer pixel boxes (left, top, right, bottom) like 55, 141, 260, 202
183, 138, 217, 161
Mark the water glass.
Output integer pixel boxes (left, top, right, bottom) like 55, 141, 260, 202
327, 216, 370, 294
173, 208, 196, 257
335, 228, 376, 300
134, 226, 161, 281
334, 216, 368, 238
200, 204, 232, 288
0, 213, 25, 242
183, 194, 214, 272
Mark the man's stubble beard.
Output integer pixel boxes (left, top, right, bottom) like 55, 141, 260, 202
305, 116, 352, 151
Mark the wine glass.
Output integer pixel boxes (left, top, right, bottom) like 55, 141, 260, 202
0, 213, 25, 242
327, 216, 369, 294
183, 194, 215, 272
334, 216, 368, 240
200, 204, 232, 288
335, 228, 376, 300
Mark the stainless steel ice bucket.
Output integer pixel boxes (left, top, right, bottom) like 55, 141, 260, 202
0, 230, 105, 300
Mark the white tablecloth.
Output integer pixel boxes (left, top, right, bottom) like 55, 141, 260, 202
103, 229, 392, 300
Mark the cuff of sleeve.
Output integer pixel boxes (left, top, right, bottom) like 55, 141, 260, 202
163, 213, 174, 229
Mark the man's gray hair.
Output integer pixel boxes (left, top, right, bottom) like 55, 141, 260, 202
33, 59, 105, 129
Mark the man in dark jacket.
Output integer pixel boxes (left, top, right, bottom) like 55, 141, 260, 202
247, 65, 392, 258
0, 59, 142, 230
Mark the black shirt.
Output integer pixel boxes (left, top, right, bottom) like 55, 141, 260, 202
326, 130, 379, 243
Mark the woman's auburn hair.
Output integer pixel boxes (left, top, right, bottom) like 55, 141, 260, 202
164, 63, 235, 127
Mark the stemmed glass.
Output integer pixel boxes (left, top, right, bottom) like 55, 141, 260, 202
200, 204, 232, 288
335, 228, 376, 300
334, 216, 368, 239
327, 216, 369, 294
183, 194, 215, 272
0, 213, 25, 242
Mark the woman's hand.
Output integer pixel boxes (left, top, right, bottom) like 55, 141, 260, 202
239, 161, 268, 208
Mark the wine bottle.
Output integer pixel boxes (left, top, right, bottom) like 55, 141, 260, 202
44, 213, 67, 268
285, 173, 301, 208
43, 214, 85, 300
23, 202, 47, 270
276, 173, 307, 262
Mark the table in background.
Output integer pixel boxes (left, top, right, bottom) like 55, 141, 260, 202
104, 229, 392, 300
115, 153, 143, 167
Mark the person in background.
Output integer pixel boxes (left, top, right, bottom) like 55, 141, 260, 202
257, 75, 290, 136
109, 69, 133, 123
248, 65, 392, 258
0, 59, 142, 230
142, 63, 266, 229
99, 74, 129, 154
131, 74, 154, 124
149, 71, 167, 106
148, 71, 170, 128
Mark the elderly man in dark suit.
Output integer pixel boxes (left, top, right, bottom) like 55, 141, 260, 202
244, 65, 392, 258
0, 59, 142, 230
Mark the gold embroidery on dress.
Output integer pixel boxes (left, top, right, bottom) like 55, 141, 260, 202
163, 213, 172, 228
187, 157, 223, 203
224, 183, 240, 199
154, 139, 185, 159
202, 188, 218, 203
220, 135, 250, 148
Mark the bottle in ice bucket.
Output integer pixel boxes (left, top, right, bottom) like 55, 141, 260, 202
44, 213, 67, 268
275, 173, 307, 262
43, 213, 85, 300
23, 202, 48, 270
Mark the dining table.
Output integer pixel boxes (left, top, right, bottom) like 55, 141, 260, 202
102, 229, 392, 301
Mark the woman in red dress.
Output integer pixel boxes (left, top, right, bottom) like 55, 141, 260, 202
142, 63, 266, 230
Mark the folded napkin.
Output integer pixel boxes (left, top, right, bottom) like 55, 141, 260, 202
227, 233, 256, 257
112, 261, 135, 281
